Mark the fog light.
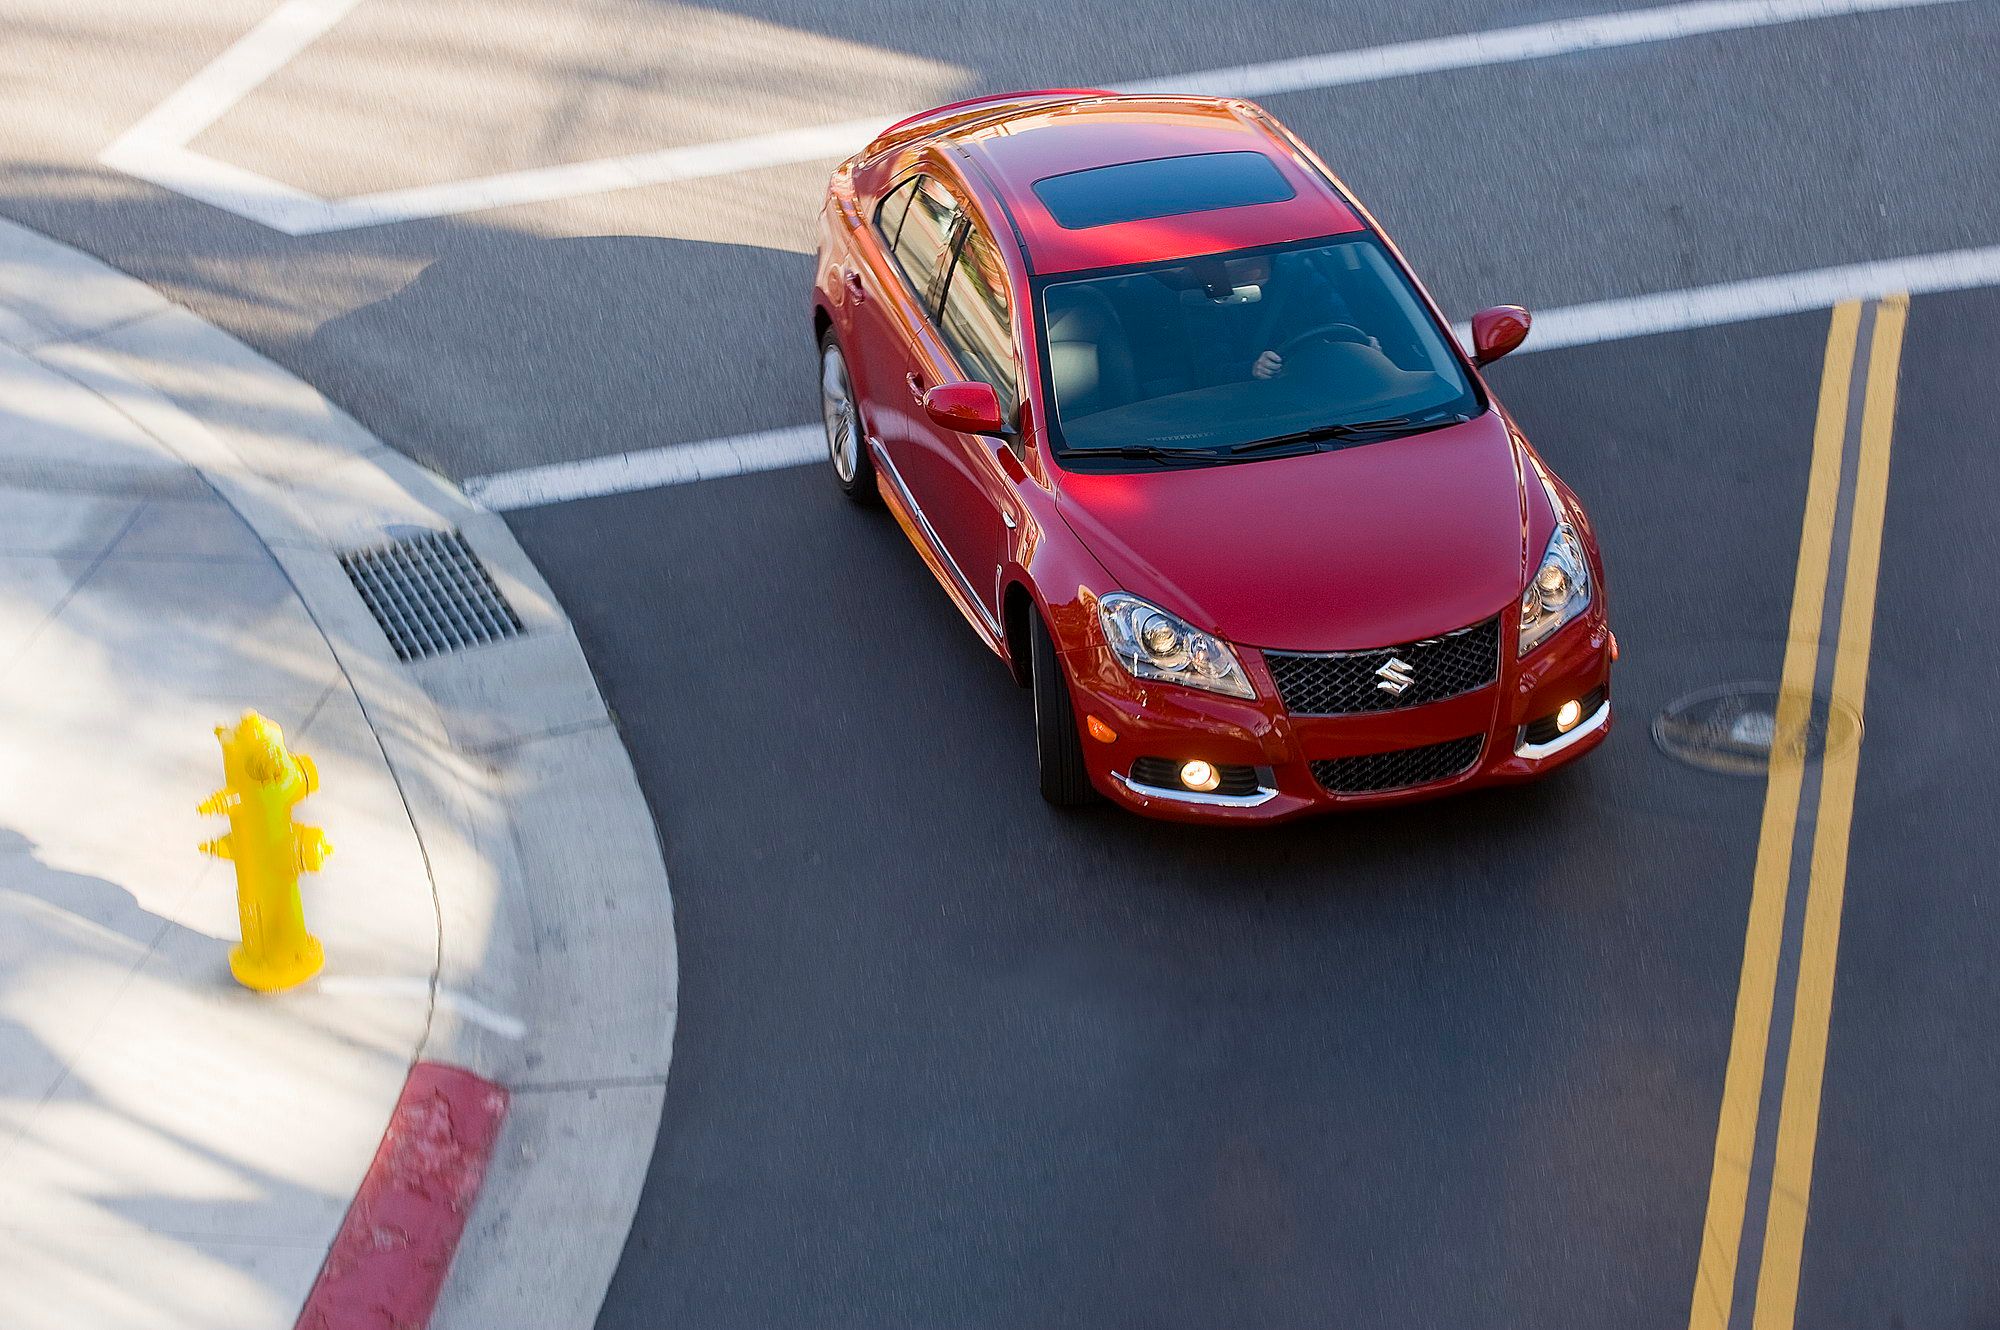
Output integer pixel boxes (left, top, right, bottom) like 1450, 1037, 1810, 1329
1180, 759, 1221, 792
1556, 699, 1583, 732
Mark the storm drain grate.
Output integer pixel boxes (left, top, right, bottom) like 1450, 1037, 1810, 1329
339, 529, 523, 661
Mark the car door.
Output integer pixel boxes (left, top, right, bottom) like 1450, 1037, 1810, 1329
846, 173, 958, 485
906, 218, 1025, 631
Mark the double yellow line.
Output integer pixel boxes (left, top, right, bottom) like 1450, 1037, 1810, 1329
1686, 296, 1906, 1330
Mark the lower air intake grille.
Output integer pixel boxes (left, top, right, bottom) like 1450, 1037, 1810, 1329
1310, 734, 1484, 795
340, 529, 523, 661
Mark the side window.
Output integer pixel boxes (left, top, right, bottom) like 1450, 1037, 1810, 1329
890, 179, 959, 308
873, 177, 919, 250
937, 224, 1020, 425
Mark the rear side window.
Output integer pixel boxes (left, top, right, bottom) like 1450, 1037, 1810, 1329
937, 224, 1019, 420
1032, 151, 1296, 230
890, 179, 960, 306
874, 177, 919, 248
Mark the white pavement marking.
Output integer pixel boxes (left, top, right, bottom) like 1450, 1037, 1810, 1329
310, 118, 898, 234
466, 242, 2000, 511
464, 424, 823, 511
1495, 242, 2000, 349
101, 0, 1974, 234
1117, 0, 1967, 98
317, 974, 529, 1038
115, 0, 362, 148
98, 0, 364, 234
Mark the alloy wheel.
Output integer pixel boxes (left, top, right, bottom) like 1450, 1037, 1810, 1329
821, 342, 860, 483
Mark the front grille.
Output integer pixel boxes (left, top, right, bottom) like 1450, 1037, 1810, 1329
1129, 757, 1263, 797
1310, 734, 1485, 795
340, 529, 523, 661
1522, 685, 1608, 746
1264, 617, 1500, 716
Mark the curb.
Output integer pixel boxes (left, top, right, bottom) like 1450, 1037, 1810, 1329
297, 1064, 510, 1330
0, 217, 676, 1328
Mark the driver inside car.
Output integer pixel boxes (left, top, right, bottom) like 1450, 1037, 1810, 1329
1186, 251, 1371, 386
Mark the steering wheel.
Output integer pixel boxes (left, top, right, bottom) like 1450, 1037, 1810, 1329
1275, 321, 1372, 358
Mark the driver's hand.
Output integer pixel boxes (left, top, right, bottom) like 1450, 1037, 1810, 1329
1252, 350, 1283, 380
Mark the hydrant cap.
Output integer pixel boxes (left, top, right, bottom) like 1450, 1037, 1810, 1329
233, 712, 292, 785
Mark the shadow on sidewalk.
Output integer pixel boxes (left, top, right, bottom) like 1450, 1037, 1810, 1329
0, 825, 212, 954
0, 826, 352, 1325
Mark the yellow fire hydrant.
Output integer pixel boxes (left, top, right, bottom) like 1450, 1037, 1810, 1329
199, 710, 332, 992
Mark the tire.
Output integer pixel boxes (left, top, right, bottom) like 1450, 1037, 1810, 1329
819, 329, 876, 503
1031, 612, 1097, 806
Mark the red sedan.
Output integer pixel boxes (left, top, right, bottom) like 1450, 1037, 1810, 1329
811, 90, 1612, 823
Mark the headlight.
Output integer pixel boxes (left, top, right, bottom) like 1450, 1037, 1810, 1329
1098, 593, 1255, 699
1519, 522, 1591, 656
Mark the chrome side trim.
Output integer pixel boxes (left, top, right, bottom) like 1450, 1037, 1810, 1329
1111, 772, 1279, 808
1513, 698, 1611, 760
870, 438, 1001, 638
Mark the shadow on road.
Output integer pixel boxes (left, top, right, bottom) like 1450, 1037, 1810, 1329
304, 235, 817, 477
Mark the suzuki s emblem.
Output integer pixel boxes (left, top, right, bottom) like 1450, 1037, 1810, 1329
1375, 657, 1417, 695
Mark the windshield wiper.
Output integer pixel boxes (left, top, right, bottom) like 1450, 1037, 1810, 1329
1059, 444, 1219, 465
1229, 410, 1469, 454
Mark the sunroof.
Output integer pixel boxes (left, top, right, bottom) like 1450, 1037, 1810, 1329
1031, 151, 1296, 230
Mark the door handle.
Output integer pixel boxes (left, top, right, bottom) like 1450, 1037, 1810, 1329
905, 372, 928, 403
843, 270, 867, 304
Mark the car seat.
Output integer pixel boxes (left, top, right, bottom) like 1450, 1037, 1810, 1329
1044, 285, 1138, 418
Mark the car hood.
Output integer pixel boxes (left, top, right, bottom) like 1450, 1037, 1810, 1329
1053, 411, 1536, 651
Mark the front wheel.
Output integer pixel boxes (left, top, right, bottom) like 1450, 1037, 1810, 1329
819, 330, 876, 503
1031, 612, 1096, 806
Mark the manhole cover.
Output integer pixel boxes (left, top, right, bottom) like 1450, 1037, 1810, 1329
1653, 683, 1862, 777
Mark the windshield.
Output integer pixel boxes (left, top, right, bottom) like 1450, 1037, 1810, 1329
1036, 235, 1480, 462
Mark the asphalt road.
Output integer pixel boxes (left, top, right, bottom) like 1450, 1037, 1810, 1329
3, 0, 1998, 1325
508, 293, 1999, 1328
2, 1, 1996, 477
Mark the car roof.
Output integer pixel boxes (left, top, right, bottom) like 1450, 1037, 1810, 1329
947, 95, 1364, 276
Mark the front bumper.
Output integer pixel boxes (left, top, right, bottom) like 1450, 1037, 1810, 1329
1067, 611, 1613, 825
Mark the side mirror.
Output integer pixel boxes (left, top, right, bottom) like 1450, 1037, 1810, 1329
1471, 305, 1532, 366
924, 380, 1007, 436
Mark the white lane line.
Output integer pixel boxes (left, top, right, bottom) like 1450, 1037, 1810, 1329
465, 242, 2000, 512
1515, 242, 2000, 349
101, 0, 1974, 234
115, 0, 363, 148
1120, 0, 1966, 98
108, 144, 335, 235
317, 117, 900, 233
464, 424, 823, 511
99, 0, 366, 234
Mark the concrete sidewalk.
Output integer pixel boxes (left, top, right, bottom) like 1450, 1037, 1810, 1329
0, 221, 675, 1328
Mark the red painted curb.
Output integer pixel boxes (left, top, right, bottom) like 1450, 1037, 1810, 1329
296, 1062, 509, 1330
